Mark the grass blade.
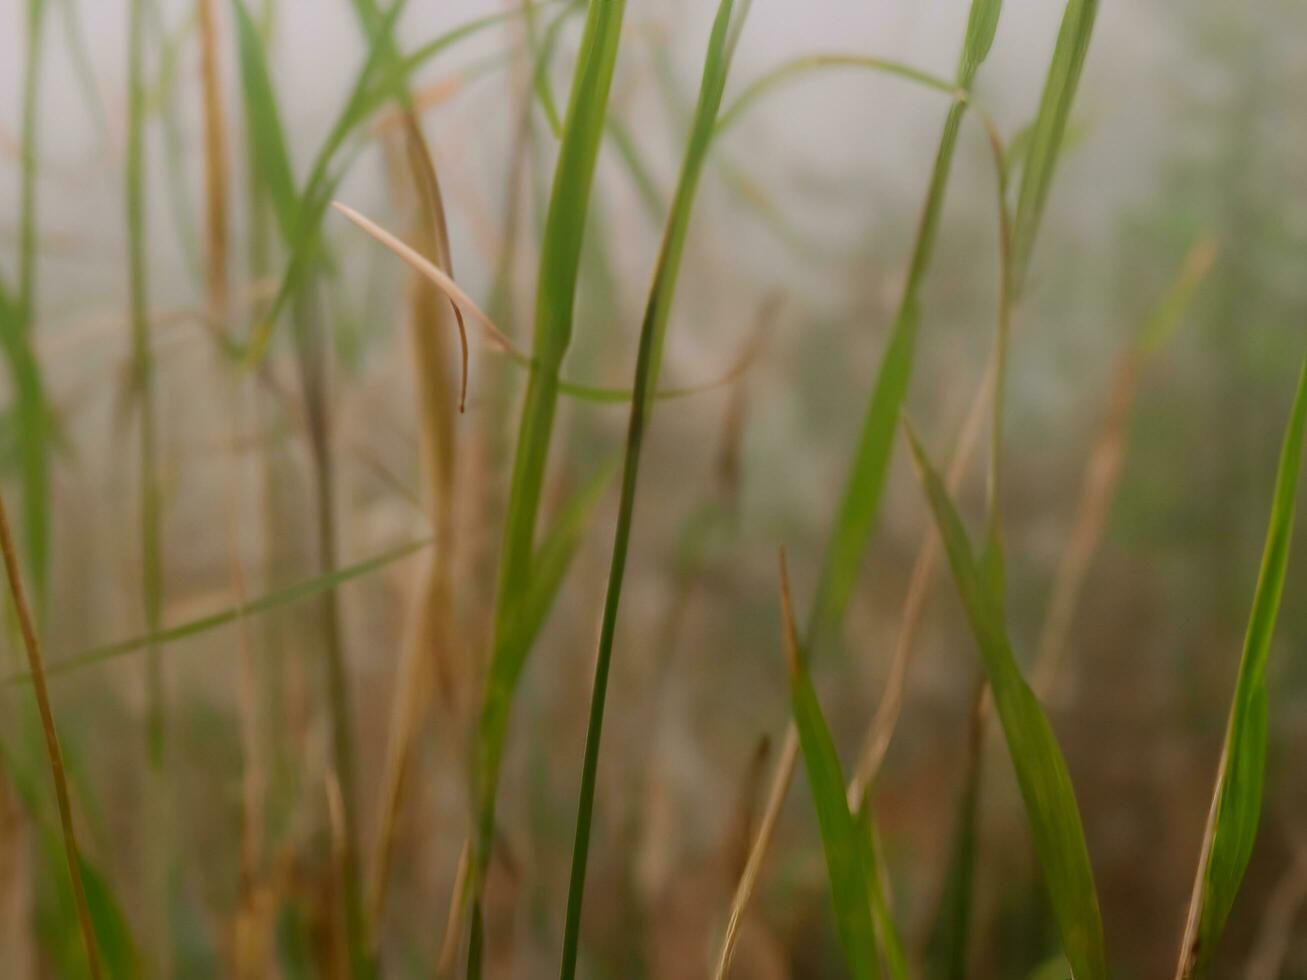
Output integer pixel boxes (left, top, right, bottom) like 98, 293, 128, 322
807, 0, 1003, 653
231, 0, 299, 241
1008, 0, 1099, 297
558, 2, 748, 973
923, 684, 986, 979
0, 537, 429, 685
855, 797, 908, 980
904, 423, 1107, 980
777, 551, 879, 980
1175, 355, 1307, 978
0, 491, 102, 977
1032, 238, 1216, 695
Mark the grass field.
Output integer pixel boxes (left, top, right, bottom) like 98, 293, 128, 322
2, 0, 1307, 976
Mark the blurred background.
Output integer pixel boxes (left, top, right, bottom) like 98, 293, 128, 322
2, 0, 1307, 976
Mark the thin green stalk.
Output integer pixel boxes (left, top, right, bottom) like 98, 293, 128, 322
558, 2, 748, 975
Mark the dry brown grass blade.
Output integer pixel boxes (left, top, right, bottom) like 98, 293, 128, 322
367, 110, 464, 933
370, 75, 465, 138
849, 358, 995, 803
1029, 352, 1136, 698
1032, 237, 1216, 698
714, 729, 798, 980
197, 0, 229, 318
333, 199, 503, 362
0, 491, 102, 979
221, 374, 270, 980
435, 837, 473, 978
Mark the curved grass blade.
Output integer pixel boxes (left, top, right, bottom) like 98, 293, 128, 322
777, 551, 879, 980
243, 2, 553, 362
904, 424, 1107, 980
557, 3, 749, 974
1008, 0, 1099, 297
1175, 356, 1307, 979
1, 538, 430, 687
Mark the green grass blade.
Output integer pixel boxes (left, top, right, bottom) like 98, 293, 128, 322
231, 0, 300, 242
803, 0, 1004, 655
778, 553, 879, 980
1008, 0, 1099, 297
905, 424, 1107, 980
0, 538, 429, 686
716, 55, 956, 137
1176, 356, 1307, 979
557, 3, 747, 974
473, 0, 628, 915
855, 796, 908, 980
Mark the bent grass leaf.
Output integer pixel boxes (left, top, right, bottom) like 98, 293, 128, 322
904, 424, 1107, 980
1176, 357, 1307, 978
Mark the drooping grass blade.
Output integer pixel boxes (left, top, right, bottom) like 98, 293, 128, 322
1175, 356, 1307, 978
905, 424, 1107, 980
